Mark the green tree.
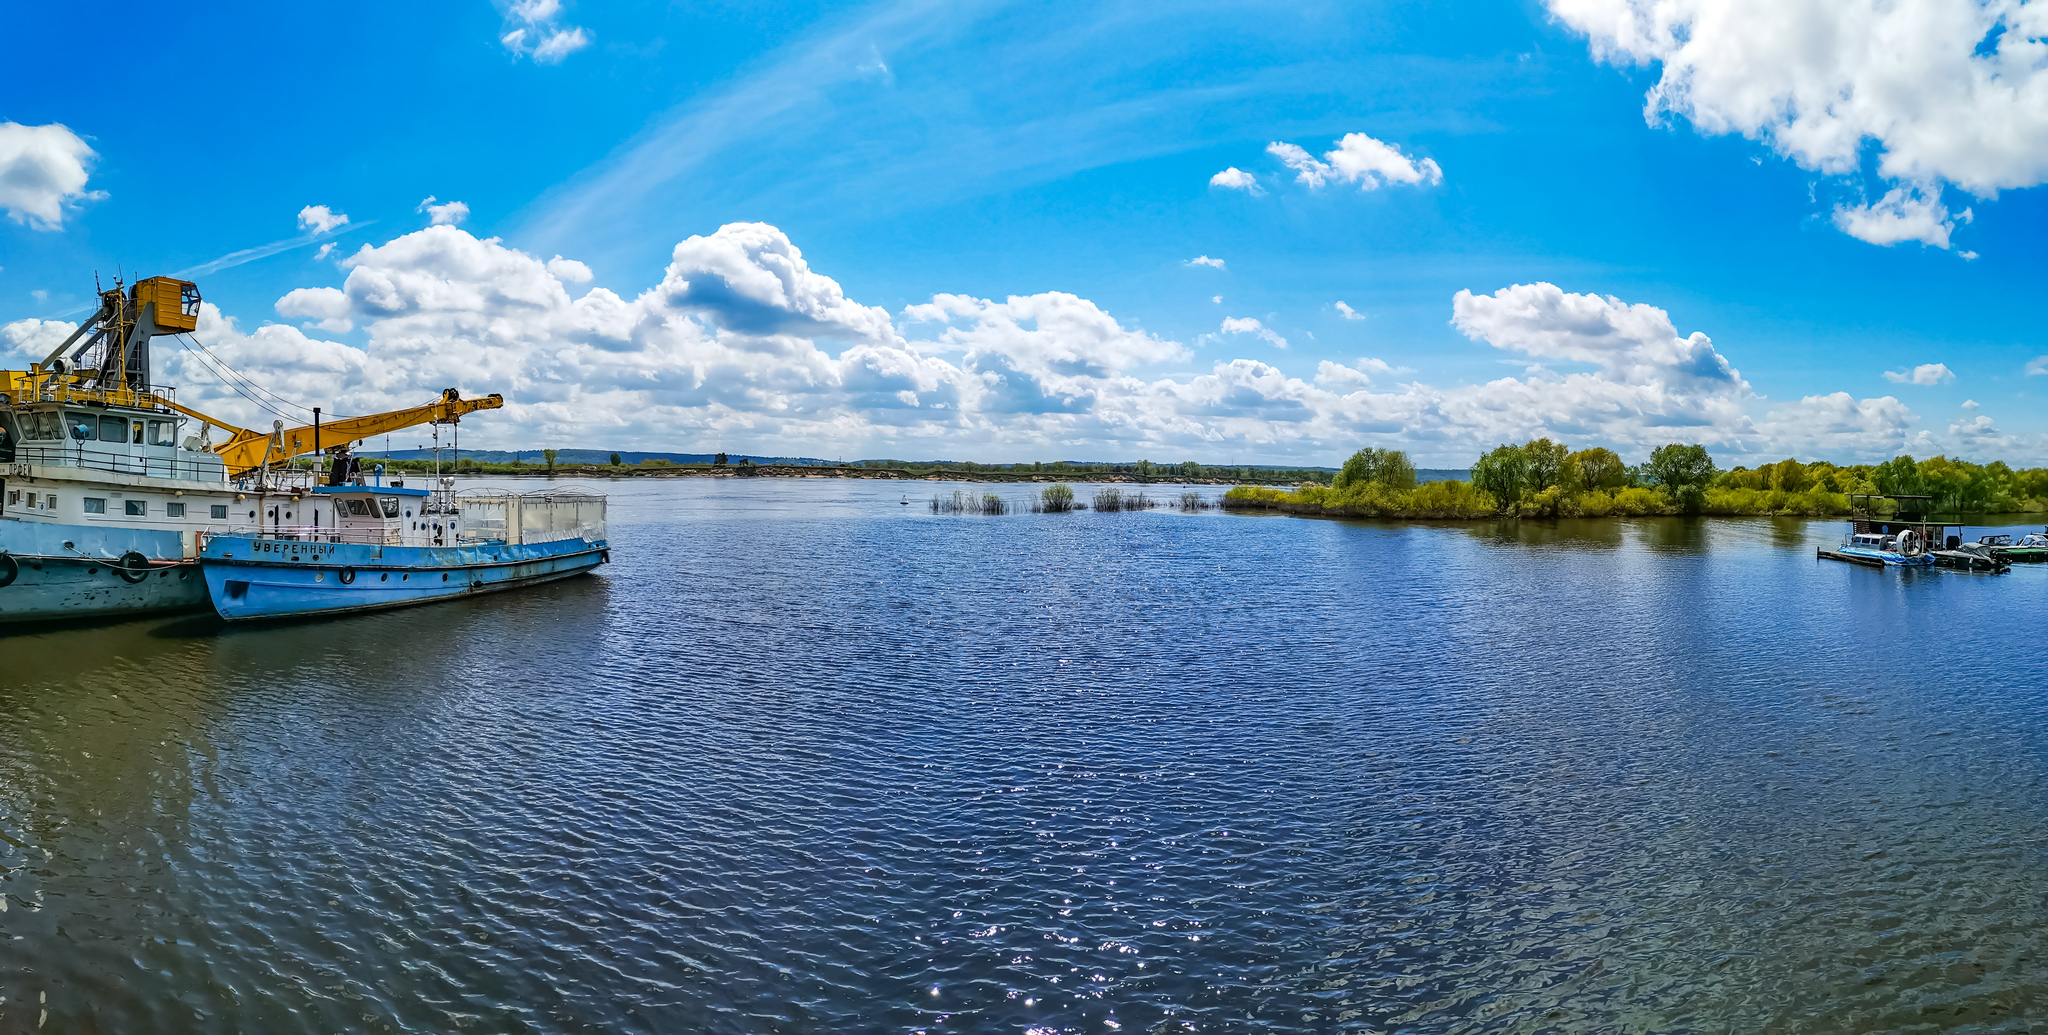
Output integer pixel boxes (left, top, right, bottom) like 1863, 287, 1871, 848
1471, 444, 1531, 510
1647, 443, 1716, 514
609, 452, 622, 466
1522, 438, 1569, 491
714, 452, 728, 465
1565, 447, 1628, 493
1334, 447, 1417, 491
1871, 455, 1926, 498
543, 448, 558, 474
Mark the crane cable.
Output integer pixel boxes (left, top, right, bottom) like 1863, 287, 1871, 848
170, 332, 363, 426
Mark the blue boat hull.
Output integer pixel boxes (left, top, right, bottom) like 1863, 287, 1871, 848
1834, 545, 1934, 566
0, 520, 208, 627
199, 535, 608, 621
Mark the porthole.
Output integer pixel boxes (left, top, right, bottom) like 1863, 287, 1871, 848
315, 572, 325, 582
441, 573, 449, 581
87, 567, 97, 575
380, 572, 389, 582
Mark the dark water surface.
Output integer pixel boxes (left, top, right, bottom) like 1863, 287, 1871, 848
5, 477, 2048, 1033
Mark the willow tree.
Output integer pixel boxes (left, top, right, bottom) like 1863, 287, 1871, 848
1333, 447, 1417, 491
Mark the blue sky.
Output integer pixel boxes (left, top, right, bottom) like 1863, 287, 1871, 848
2, 0, 2044, 466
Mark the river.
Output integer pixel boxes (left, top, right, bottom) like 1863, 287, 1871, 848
3, 477, 2046, 1032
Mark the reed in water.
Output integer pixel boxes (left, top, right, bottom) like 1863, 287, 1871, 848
1032, 483, 1079, 513
1092, 487, 1159, 512
1179, 492, 1212, 512
930, 491, 1009, 515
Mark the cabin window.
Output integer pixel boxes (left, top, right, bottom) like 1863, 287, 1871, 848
380, 497, 400, 518
68, 414, 97, 440
99, 416, 126, 442
82, 497, 106, 514
148, 421, 175, 447
5, 490, 15, 505
26, 411, 60, 439
44, 495, 54, 511
130, 420, 145, 444
345, 499, 369, 516
125, 500, 147, 516
211, 505, 228, 519
27, 493, 38, 508
166, 502, 185, 518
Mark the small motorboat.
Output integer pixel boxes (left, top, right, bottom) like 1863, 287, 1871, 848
1931, 540, 2009, 572
1983, 531, 2048, 562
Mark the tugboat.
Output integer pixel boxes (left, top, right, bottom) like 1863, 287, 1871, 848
197, 479, 607, 621
0, 276, 504, 626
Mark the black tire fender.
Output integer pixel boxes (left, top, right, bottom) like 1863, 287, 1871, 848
338, 567, 357, 585
116, 551, 151, 584
0, 552, 16, 588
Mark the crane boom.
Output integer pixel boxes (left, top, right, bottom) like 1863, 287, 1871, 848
190, 389, 505, 477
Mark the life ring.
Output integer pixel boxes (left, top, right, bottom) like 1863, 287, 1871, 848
116, 551, 151, 583
0, 552, 16, 588
338, 567, 356, 584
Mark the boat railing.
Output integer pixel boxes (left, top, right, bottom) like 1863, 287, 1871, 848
222, 524, 404, 546
12, 443, 226, 483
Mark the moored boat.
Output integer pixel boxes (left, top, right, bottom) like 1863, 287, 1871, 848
198, 483, 608, 621
1981, 532, 2048, 562
0, 275, 504, 627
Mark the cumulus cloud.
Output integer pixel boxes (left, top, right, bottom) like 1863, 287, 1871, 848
1209, 167, 1263, 194
297, 205, 349, 234
1267, 133, 1443, 191
502, 0, 590, 63
1963, 399, 1979, 409
0, 123, 103, 229
35, 220, 1990, 465
416, 196, 469, 226
1185, 255, 1226, 270
1835, 189, 1965, 248
546, 255, 593, 282
1882, 362, 1955, 385
1334, 301, 1362, 320
1220, 316, 1286, 349
1546, 0, 2048, 248
315, 242, 337, 261
1754, 392, 1930, 459
2026, 355, 2048, 376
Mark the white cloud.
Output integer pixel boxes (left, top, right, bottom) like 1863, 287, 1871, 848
1185, 255, 1226, 270
1882, 362, 1955, 385
1755, 392, 1930, 459
88, 221, 2014, 465
1546, 0, 2048, 248
416, 196, 469, 226
1211, 295, 1222, 304
315, 242, 337, 261
1267, 133, 1442, 191
546, 255, 593, 282
1208, 167, 1264, 194
0, 123, 102, 230
30, 289, 47, 303
1220, 316, 1286, 349
502, 0, 589, 63
297, 205, 349, 234
2, 318, 76, 360
276, 286, 353, 333
532, 28, 591, 63
1962, 399, 1979, 409
1834, 189, 1961, 248
1334, 301, 1362, 320
2026, 356, 2048, 376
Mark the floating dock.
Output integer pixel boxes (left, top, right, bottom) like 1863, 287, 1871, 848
1816, 547, 1886, 568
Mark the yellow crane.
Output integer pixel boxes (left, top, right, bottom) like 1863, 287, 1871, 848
158, 388, 504, 478
4, 276, 505, 477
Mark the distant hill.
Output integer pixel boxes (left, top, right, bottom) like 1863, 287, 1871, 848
356, 449, 1458, 477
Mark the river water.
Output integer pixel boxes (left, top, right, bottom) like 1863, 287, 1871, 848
4, 477, 2047, 1033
